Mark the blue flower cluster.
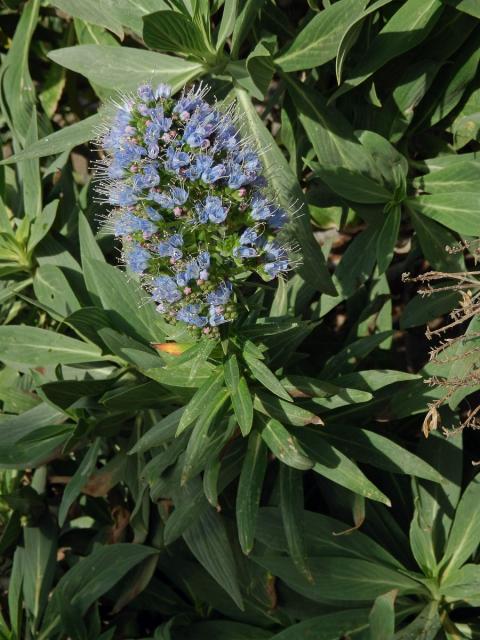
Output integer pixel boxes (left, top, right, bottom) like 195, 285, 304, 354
97, 83, 290, 334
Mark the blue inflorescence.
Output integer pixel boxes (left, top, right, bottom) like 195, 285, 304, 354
97, 83, 290, 335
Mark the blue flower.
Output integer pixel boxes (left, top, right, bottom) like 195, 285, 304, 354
207, 281, 233, 305
240, 227, 259, 245
152, 276, 181, 303
196, 196, 227, 224
145, 206, 163, 222
165, 147, 190, 172
177, 304, 208, 327
114, 212, 157, 237
197, 251, 210, 269
171, 186, 189, 205
155, 233, 184, 260
264, 259, 289, 279
208, 304, 230, 326
138, 84, 154, 101
154, 83, 172, 99
97, 82, 291, 333
203, 163, 226, 184
251, 194, 276, 221
149, 190, 175, 209
233, 246, 257, 259
126, 244, 150, 273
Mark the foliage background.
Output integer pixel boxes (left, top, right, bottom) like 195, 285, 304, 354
0, 0, 480, 638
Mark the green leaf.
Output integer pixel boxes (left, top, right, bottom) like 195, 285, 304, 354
23, 516, 57, 630
181, 389, 230, 482
256, 507, 404, 569
58, 439, 102, 526
319, 426, 442, 482
414, 161, 480, 194
236, 430, 268, 554
271, 610, 370, 640
0, 326, 102, 365
409, 209, 465, 271
130, 408, 184, 454
446, 0, 480, 18
408, 192, 480, 236
279, 465, 312, 583
332, 0, 443, 100
48, 45, 203, 92
401, 289, 460, 329
387, 60, 438, 142
143, 11, 211, 57
276, 0, 368, 72
203, 458, 221, 508
447, 314, 480, 409
245, 39, 275, 100
33, 264, 81, 319
318, 226, 380, 318
285, 77, 380, 178
50, 0, 124, 38
0, 403, 70, 468
216, 0, 237, 50
297, 429, 391, 505
224, 355, 253, 436
22, 108, 42, 220
369, 590, 396, 640
376, 206, 401, 274
41, 544, 157, 639
183, 508, 244, 610
176, 370, 224, 435
230, 0, 266, 59
441, 473, 480, 578
8, 547, 24, 639
356, 130, 408, 191
441, 563, 480, 605
336, 0, 394, 84
253, 555, 423, 602
260, 418, 313, 470
38, 55, 66, 119
83, 258, 168, 344
243, 351, 292, 402
2, 0, 39, 144
311, 164, 392, 204
410, 431, 463, 578
0, 114, 102, 165
391, 602, 440, 639
254, 390, 323, 427
234, 88, 336, 294
27, 199, 58, 252
79, 212, 106, 265
429, 30, 480, 125
180, 621, 271, 640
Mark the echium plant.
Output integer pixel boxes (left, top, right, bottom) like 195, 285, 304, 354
96, 82, 291, 337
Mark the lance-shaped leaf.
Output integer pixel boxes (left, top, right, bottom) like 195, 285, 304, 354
236, 431, 268, 554
235, 88, 336, 295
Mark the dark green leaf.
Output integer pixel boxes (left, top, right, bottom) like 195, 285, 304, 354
260, 418, 313, 470
48, 45, 203, 92
183, 508, 244, 610
276, 0, 368, 72
236, 430, 268, 554
0, 326, 102, 365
